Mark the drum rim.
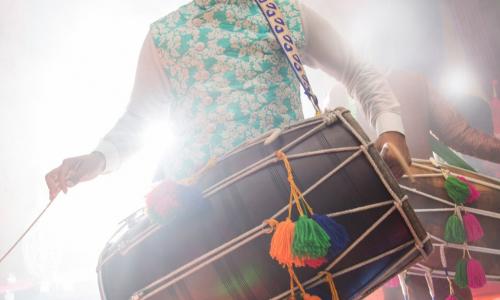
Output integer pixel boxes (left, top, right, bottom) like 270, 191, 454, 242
412, 158, 500, 184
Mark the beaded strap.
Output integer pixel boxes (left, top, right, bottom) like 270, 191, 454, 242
254, 0, 321, 115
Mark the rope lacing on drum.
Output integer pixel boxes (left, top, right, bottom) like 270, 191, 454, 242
322, 111, 337, 126
125, 133, 431, 300
269, 150, 349, 268
403, 161, 500, 289
320, 271, 340, 300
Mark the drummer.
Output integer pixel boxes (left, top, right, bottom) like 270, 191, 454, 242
45, 0, 410, 199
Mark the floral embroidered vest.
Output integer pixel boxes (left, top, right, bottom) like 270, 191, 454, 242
151, 0, 305, 180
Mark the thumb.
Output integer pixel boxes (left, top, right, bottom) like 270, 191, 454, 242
380, 143, 415, 182
379, 143, 390, 159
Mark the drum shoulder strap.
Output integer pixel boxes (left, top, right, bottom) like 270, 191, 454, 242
254, 0, 320, 115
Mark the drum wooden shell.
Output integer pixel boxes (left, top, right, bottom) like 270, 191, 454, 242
97, 109, 431, 300
401, 160, 500, 291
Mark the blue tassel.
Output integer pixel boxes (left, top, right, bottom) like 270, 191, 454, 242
312, 214, 350, 257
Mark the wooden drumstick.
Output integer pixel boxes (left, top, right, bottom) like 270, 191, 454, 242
0, 200, 55, 265
380, 143, 415, 182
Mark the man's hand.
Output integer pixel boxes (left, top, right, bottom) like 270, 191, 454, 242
375, 131, 411, 178
45, 152, 106, 201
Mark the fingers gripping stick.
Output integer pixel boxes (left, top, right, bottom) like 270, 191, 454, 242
380, 143, 415, 182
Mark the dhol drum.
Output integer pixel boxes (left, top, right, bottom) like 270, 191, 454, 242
399, 159, 500, 299
97, 108, 431, 300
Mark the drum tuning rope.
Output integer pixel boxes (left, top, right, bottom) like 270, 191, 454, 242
403, 160, 498, 290
430, 162, 488, 289
0, 200, 55, 265
398, 272, 410, 300
124, 114, 434, 299
287, 265, 321, 300
423, 270, 435, 300
269, 150, 349, 269
320, 271, 340, 300
439, 245, 459, 300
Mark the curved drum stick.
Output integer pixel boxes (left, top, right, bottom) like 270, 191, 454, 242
0, 200, 55, 264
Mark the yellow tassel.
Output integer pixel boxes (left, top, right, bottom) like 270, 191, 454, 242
276, 150, 314, 216
322, 271, 340, 300
288, 266, 322, 299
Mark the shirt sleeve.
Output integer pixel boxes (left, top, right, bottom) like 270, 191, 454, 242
94, 31, 172, 173
297, 1, 404, 136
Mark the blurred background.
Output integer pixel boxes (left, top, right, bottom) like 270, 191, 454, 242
0, 0, 499, 299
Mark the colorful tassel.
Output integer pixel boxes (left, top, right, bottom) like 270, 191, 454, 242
467, 258, 487, 288
269, 218, 304, 267
466, 185, 481, 204
444, 175, 470, 205
463, 213, 484, 242
293, 215, 330, 258
146, 180, 180, 222
454, 259, 468, 289
458, 176, 480, 204
445, 295, 458, 300
444, 213, 466, 244
312, 214, 349, 256
304, 257, 327, 269
145, 179, 204, 223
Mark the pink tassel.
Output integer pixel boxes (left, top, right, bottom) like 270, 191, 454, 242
458, 176, 480, 204
463, 213, 484, 242
446, 295, 458, 300
304, 257, 327, 269
467, 258, 487, 288
385, 276, 400, 288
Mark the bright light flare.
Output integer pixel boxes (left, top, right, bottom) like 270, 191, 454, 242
441, 67, 476, 97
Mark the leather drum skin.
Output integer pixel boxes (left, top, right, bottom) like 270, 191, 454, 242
97, 108, 432, 300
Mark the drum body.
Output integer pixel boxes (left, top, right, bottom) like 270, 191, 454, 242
97, 109, 431, 300
401, 160, 500, 296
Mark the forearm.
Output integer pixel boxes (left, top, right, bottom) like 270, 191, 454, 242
95, 31, 172, 173
430, 89, 500, 163
434, 120, 500, 163
95, 111, 149, 173
299, 2, 404, 135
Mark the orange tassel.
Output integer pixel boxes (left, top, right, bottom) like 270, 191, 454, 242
270, 218, 304, 267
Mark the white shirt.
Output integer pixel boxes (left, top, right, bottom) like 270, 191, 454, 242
96, 1, 404, 173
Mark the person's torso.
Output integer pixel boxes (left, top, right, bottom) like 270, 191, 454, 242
150, 0, 305, 180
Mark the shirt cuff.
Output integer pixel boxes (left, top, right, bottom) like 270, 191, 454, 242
375, 111, 405, 136
94, 140, 121, 174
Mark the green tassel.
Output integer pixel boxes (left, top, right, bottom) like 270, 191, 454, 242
444, 175, 470, 205
444, 213, 466, 244
293, 215, 330, 258
454, 259, 468, 289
